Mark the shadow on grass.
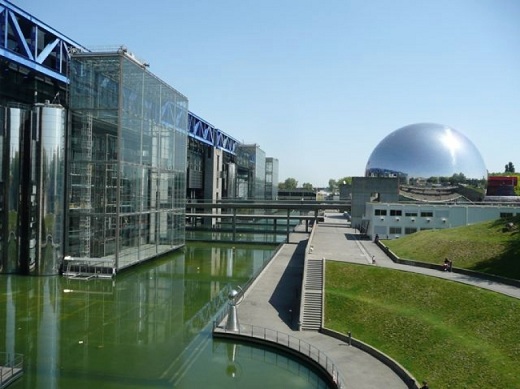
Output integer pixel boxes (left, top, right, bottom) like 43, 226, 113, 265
470, 216, 520, 280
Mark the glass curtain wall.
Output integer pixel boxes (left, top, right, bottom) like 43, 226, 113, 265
238, 144, 266, 200
254, 147, 266, 200
68, 50, 188, 274
265, 157, 279, 200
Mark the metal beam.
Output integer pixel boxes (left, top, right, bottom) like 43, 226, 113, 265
0, 0, 87, 83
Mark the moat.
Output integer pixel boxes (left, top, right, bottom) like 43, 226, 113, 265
0, 242, 330, 388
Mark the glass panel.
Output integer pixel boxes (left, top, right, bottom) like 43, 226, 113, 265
68, 52, 188, 273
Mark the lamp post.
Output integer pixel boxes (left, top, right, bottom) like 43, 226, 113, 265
225, 288, 242, 332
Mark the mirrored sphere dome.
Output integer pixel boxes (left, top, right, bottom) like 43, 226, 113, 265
365, 123, 488, 181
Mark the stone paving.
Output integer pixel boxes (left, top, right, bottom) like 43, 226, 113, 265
219, 212, 520, 389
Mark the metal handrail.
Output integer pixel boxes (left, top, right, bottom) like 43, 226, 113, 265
214, 323, 345, 389
0, 352, 23, 385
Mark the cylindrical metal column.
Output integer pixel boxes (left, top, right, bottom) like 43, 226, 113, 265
26, 103, 66, 275
0, 106, 28, 274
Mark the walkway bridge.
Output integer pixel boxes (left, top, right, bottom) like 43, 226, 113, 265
186, 200, 351, 243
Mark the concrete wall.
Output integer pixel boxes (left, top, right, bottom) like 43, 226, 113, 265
365, 202, 520, 239
351, 177, 400, 232
204, 148, 224, 226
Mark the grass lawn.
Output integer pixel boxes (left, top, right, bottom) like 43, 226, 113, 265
383, 216, 520, 280
325, 261, 520, 388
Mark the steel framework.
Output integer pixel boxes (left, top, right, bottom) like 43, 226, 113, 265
188, 111, 238, 155
1, 0, 243, 157
0, 0, 87, 83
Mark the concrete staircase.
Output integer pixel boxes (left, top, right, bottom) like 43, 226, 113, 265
300, 258, 323, 330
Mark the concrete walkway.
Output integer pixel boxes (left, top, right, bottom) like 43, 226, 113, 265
311, 213, 520, 299
219, 212, 520, 389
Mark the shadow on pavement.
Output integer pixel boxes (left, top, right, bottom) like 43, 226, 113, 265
268, 239, 307, 330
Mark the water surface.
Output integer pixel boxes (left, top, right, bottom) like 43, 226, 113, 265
1, 243, 330, 388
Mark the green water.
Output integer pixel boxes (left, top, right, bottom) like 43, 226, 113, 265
0, 243, 330, 388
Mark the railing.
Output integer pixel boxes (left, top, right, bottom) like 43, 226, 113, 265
213, 320, 345, 389
298, 223, 319, 330
0, 352, 23, 387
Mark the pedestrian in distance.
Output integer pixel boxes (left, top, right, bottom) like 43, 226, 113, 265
420, 380, 429, 389
448, 258, 453, 272
443, 258, 449, 272
372, 255, 376, 265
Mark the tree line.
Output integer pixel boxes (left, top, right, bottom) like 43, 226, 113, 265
278, 161, 518, 194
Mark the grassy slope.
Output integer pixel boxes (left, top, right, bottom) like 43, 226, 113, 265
383, 216, 520, 280
325, 262, 520, 388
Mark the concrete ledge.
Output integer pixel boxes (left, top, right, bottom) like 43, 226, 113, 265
376, 241, 520, 288
320, 328, 419, 389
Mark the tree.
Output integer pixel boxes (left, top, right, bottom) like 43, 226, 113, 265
337, 177, 352, 186
278, 177, 298, 190
302, 182, 313, 190
427, 176, 440, 184
451, 173, 467, 185
505, 162, 515, 173
328, 179, 337, 193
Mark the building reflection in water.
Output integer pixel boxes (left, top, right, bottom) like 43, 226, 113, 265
0, 244, 275, 387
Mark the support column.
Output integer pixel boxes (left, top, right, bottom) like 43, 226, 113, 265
286, 209, 290, 243
232, 208, 237, 242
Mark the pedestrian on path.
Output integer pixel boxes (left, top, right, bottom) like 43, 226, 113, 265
420, 380, 429, 389
372, 255, 376, 265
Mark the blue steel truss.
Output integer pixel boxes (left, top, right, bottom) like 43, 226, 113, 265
2, 0, 241, 154
188, 111, 215, 146
0, 0, 87, 83
188, 111, 238, 155
215, 129, 238, 155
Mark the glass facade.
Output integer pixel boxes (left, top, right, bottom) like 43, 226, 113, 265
67, 51, 188, 274
265, 157, 279, 200
236, 144, 266, 200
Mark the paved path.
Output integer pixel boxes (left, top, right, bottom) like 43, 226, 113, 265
312, 213, 520, 299
230, 212, 520, 389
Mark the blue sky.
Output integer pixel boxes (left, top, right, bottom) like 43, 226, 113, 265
14, 0, 520, 187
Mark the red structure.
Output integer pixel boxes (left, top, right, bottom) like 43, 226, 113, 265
486, 176, 518, 196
